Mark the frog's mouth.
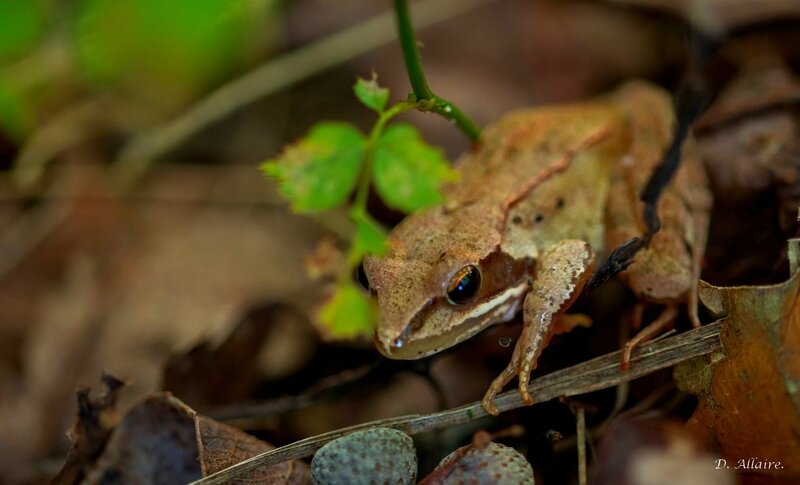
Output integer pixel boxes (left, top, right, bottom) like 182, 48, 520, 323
376, 282, 528, 359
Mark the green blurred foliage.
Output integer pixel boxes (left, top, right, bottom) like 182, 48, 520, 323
0, 0, 46, 64
0, 0, 276, 140
0, 0, 48, 140
73, 0, 276, 108
317, 281, 379, 339
0, 85, 34, 141
349, 210, 388, 267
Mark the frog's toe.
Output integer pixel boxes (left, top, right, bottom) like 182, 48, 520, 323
518, 387, 534, 406
481, 392, 500, 416
620, 343, 633, 371
483, 361, 520, 415
620, 304, 677, 372
482, 377, 507, 416
518, 360, 535, 405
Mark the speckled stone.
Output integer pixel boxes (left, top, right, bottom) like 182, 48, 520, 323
311, 427, 417, 485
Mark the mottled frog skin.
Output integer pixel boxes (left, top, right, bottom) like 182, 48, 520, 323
363, 81, 711, 415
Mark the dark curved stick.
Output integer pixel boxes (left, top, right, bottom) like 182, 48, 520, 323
589, 29, 720, 290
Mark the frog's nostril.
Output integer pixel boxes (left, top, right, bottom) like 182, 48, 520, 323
392, 323, 414, 349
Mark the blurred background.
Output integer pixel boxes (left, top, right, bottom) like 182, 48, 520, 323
1, 0, 798, 482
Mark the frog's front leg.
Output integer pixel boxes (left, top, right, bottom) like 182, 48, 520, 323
482, 240, 595, 416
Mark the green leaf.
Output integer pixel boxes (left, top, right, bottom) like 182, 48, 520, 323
373, 123, 457, 213
0, 1, 45, 64
262, 122, 366, 213
317, 282, 377, 339
348, 211, 388, 266
353, 74, 389, 113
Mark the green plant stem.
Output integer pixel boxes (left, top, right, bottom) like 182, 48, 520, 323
394, 0, 433, 99
345, 100, 417, 275
393, 0, 481, 140
426, 97, 481, 140
344, 93, 458, 280
353, 101, 415, 213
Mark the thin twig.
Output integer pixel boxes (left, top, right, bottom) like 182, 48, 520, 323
588, 28, 719, 290
553, 384, 678, 455
112, 0, 495, 188
191, 320, 723, 484
577, 407, 587, 485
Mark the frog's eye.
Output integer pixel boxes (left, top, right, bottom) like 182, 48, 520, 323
446, 265, 482, 305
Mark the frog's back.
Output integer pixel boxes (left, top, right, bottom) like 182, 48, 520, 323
486, 80, 711, 300
458, 100, 631, 259
384, 99, 628, 267
447, 101, 627, 211
379, 81, 707, 304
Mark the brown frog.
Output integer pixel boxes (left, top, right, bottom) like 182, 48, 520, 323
363, 81, 712, 415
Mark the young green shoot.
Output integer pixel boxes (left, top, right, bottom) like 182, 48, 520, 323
263, 75, 456, 338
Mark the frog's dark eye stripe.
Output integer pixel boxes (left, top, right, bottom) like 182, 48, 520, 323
355, 261, 374, 294
446, 265, 482, 305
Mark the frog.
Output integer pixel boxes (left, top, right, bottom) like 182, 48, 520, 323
362, 81, 712, 416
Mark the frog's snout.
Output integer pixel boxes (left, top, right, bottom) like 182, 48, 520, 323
374, 325, 404, 356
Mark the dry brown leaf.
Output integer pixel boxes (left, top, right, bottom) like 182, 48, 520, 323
53, 378, 310, 484
675, 239, 800, 479
197, 415, 311, 484
81, 393, 201, 484
696, 38, 800, 239
51, 374, 125, 485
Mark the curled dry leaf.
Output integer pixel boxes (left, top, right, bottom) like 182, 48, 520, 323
197, 415, 311, 485
53, 377, 310, 484
79, 394, 201, 484
51, 373, 126, 484
674, 239, 800, 479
